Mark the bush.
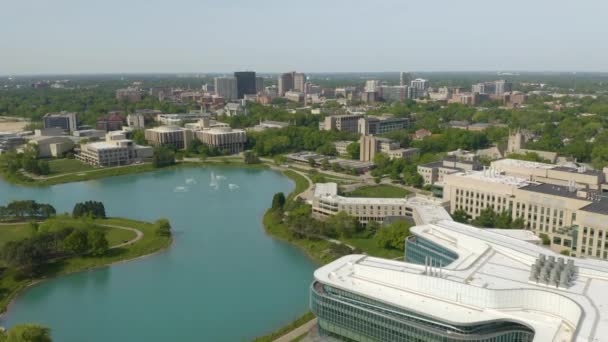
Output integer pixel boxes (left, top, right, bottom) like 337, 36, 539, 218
155, 218, 172, 237
72, 201, 106, 219
375, 220, 410, 251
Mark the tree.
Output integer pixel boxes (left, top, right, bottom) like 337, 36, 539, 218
471, 207, 497, 228
155, 218, 172, 237
72, 201, 106, 219
152, 146, 176, 168
63, 230, 89, 255
307, 157, 316, 168
271, 192, 286, 211
320, 159, 330, 170
243, 151, 260, 164
2, 324, 52, 342
88, 230, 109, 256
325, 211, 360, 238
375, 220, 410, 251
346, 142, 360, 160
452, 209, 470, 223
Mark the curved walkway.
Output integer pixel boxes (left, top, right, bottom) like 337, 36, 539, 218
98, 224, 144, 249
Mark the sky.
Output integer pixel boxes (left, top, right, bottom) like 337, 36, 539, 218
1, 0, 607, 74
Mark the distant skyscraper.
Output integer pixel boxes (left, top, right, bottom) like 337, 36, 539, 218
400, 72, 412, 87
278, 72, 294, 96
255, 77, 264, 94
234, 71, 257, 99
293, 72, 307, 92
365, 80, 381, 92
494, 80, 512, 95
410, 78, 429, 90
214, 76, 238, 100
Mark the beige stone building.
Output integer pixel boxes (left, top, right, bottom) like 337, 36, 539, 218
443, 169, 608, 260
321, 114, 364, 133
491, 158, 605, 191
77, 132, 152, 167
144, 126, 192, 150
359, 135, 419, 162
195, 127, 246, 154
418, 157, 481, 186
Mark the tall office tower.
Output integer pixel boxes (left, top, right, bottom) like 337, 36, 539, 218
410, 78, 429, 90
214, 76, 238, 100
400, 72, 412, 87
365, 80, 381, 92
494, 80, 512, 95
234, 71, 257, 99
278, 72, 294, 96
293, 72, 307, 92
255, 77, 264, 94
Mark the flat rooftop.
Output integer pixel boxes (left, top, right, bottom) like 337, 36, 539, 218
449, 170, 530, 187
316, 219, 608, 341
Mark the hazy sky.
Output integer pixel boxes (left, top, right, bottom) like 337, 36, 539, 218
1, 0, 607, 74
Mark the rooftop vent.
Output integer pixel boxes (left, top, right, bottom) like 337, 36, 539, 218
529, 253, 576, 288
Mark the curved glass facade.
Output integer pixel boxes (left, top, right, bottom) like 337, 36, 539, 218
405, 235, 458, 267
311, 282, 534, 342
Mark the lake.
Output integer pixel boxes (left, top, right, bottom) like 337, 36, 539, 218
0, 167, 316, 341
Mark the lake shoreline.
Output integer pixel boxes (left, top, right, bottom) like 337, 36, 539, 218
0, 157, 268, 187
0, 218, 173, 318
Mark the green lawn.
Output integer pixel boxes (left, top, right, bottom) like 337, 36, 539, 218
343, 236, 404, 259
35, 216, 137, 246
0, 223, 31, 248
283, 170, 310, 202
0, 217, 172, 313
345, 185, 411, 198
48, 158, 94, 174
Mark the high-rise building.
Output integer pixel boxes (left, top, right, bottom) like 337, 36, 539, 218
234, 71, 256, 99
364, 80, 380, 92
410, 78, 429, 90
495, 79, 513, 95
214, 77, 238, 100
277, 72, 294, 96
293, 72, 306, 92
255, 77, 264, 94
380, 85, 407, 102
399, 72, 412, 87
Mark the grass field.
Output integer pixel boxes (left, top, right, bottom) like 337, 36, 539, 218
283, 170, 310, 202
345, 184, 411, 198
48, 158, 94, 174
343, 235, 403, 259
0, 223, 31, 248
0, 217, 172, 313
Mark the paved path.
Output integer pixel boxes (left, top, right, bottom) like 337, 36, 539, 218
99, 224, 144, 249
273, 318, 318, 342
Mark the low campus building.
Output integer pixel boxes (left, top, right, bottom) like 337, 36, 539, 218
321, 114, 364, 133
443, 168, 608, 259
144, 126, 192, 150
27, 136, 74, 158
194, 127, 246, 154
357, 115, 409, 135
311, 182, 449, 224
76, 132, 152, 167
359, 135, 419, 162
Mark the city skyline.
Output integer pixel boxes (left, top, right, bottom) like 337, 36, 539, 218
2, 0, 607, 74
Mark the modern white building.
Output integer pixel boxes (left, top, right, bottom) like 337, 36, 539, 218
127, 114, 145, 129
313, 217, 608, 341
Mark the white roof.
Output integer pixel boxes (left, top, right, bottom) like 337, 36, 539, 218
450, 169, 531, 187
316, 220, 608, 341
492, 158, 555, 170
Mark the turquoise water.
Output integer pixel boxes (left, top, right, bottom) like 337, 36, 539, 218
0, 167, 316, 341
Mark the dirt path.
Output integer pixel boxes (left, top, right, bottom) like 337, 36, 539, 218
98, 224, 144, 249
